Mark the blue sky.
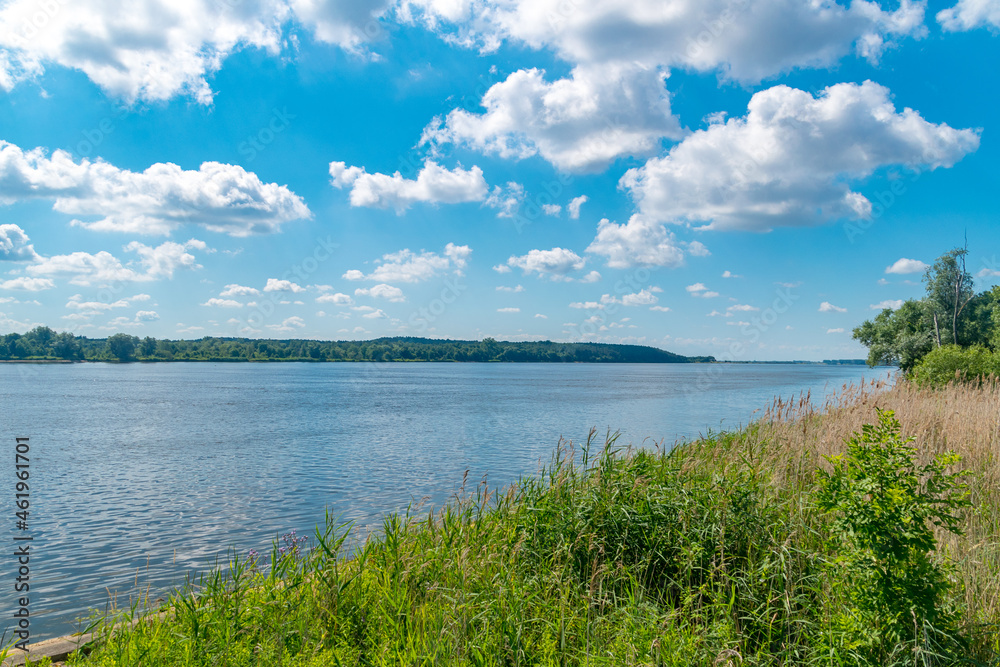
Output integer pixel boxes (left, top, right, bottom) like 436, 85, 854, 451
0, 0, 997, 360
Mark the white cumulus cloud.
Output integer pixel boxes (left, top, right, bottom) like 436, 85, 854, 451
26, 239, 204, 286
402, 0, 927, 82
586, 216, 686, 269
220, 284, 261, 297
620, 82, 979, 232
819, 301, 848, 313
421, 63, 682, 172
263, 278, 306, 293
329, 159, 488, 212
316, 292, 354, 305
355, 284, 405, 302
885, 258, 929, 274
568, 195, 588, 219
0, 224, 39, 261
937, 0, 1000, 30
344, 243, 470, 283
0, 140, 311, 236
506, 247, 586, 280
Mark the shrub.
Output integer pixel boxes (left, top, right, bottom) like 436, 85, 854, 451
817, 409, 971, 665
911, 344, 999, 387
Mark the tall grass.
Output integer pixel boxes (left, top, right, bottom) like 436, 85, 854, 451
61, 380, 999, 666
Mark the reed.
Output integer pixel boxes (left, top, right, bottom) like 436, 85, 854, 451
48, 379, 998, 666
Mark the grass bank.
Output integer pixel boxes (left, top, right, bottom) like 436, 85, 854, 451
17, 380, 1000, 666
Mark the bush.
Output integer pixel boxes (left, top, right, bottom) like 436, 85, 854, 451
817, 409, 971, 665
911, 344, 999, 387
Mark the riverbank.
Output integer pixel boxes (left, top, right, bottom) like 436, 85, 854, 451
7, 379, 998, 666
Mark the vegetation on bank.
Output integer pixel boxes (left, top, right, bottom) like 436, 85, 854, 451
13, 380, 995, 666
853, 245, 1000, 386
0, 331, 714, 364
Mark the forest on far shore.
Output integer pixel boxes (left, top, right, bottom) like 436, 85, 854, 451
0, 330, 716, 364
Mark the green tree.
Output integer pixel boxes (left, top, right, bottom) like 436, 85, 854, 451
817, 410, 970, 663
852, 300, 933, 372
139, 336, 157, 358
52, 332, 81, 360
924, 246, 975, 346
106, 333, 139, 362
478, 337, 501, 361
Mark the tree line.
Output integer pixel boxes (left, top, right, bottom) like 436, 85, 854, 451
0, 331, 714, 364
853, 246, 1000, 384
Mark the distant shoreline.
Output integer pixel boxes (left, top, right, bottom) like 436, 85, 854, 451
0, 358, 870, 365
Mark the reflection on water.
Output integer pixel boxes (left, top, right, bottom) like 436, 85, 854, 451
0, 362, 891, 639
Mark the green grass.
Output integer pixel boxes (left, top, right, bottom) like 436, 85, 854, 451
41, 391, 1000, 666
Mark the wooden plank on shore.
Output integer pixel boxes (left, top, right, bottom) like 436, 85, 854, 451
1, 611, 169, 666
1, 632, 93, 666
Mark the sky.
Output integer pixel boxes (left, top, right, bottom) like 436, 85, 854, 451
0, 0, 998, 361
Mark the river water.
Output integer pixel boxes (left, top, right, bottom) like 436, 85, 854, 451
0, 361, 891, 640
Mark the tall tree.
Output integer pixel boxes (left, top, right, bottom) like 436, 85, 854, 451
107, 333, 139, 362
923, 246, 975, 346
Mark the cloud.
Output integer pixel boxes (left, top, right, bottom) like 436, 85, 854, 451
355, 284, 405, 302
569, 301, 604, 310
649, 306, 671, 312
568, 195, 588, 220
220, 284, 261, 297
329, 159, 488, 212
686, 241, 711, 257
506, 247, 586, 279
885, 258, 929, 274
586, 216, 685, 269
819, 301, 847, 313
0, 0, 402, 103
620, 82, 979, 232
361, 308, 388, 319
202, 298, 244, 308
534, 313, 547, 319
403, 0, 927, 82
0, 224, 38, 261
289, 0, 393, 50
263, 278, 306, 293
0, 140, 310, 236
344, 244, 470, 283
316, 292, 354, 305
686, 283, 720, 298
0, 276, 53, 291
870, 299, 904, 310
827, 328, 846, 334
496, 285, 525, 293
267, 315, 307, 332
938, 0, 1000, 31
483, 182, 526, 218
542, 204, 561, 216
421, 63, 682, 172
497, 307, 520, 313
722, 270, 743, 278
135, 310, 160, 322
621, 289, 658, 306
26, 239, 203, 286
728, 304, 759, 312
